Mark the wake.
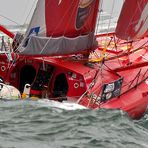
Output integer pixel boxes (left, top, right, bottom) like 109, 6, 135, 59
37, 99, 87, 111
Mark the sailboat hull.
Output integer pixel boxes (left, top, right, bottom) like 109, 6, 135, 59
79, 84, 148, 119
0, 0, 147, 120
0, 41, 148, 119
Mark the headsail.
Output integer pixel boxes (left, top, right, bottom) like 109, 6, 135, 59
19, 0, 99, 56
116, 0, 148, 40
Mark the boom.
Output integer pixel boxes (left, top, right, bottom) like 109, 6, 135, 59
0, 25, 14, 39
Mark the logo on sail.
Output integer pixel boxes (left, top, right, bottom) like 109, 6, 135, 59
76, 0, 95, 29
28, 27, 40, 37
23, 27, 40, 47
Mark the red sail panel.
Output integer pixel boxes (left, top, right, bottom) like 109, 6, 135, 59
45, 0, 99, 37
116, 0, 148, 40
20, 0, 100, 56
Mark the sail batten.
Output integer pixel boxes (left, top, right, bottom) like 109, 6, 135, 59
116, 0, 148, 40
20, 0, 100, 56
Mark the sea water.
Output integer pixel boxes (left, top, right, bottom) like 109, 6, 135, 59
1, 1, 148, 148
0, 99, 148, 148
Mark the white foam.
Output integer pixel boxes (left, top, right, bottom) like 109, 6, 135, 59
37, 99, 87, 110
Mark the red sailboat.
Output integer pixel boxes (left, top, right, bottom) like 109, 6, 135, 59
0, 0, 148, 119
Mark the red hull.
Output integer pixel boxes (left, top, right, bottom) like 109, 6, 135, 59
0, 34, 148, 119
79, 83, 148, 119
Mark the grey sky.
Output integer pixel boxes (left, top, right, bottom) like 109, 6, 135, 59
0, 0, 37, 25
0, 0, 123, 25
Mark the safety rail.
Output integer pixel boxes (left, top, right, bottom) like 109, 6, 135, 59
120, 69, 148, 96
0, 36, 13, 62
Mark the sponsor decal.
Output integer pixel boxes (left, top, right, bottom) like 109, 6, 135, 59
28, 27, 40, 37
76, 0, 95, 29
23, 27, 40, 47
101, 78, 123, 102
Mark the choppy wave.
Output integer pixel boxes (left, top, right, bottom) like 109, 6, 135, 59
37, 99, 87, 111
0, 100, 148, 148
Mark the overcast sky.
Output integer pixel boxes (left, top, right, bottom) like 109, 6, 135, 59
0, 0, 123, 25
0, 0, 37, 25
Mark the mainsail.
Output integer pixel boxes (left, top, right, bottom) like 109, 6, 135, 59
116, 0, 148, 40
19, 0, 99, 56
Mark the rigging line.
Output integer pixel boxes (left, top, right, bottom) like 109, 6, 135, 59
13, 0, 38, 53
142, 69, 148, 79
14, 1, 37, 54
128, 69, 141, 89
120, 75, 148, 97
115, 35, 123, 67
38, 0, 76, 37
95, 0, 103, 35
21, 0, 31, 23
106, 40, 148, 61
39, 0, 95, 38
103, 63, 121, 77
8, 0, 37, 53
23, 0, 38, 26
27, 0, 98, 59
74, 0, 99, 56
0, 14, 19, 25
87, 88, 101, 108
89, 0, 100, 54
93, 0, 116, 63
39, 0, 77, 54
96, 0, 104, 50
122, 1, 144, 40
63, 0, 77, 36
122, 68, 145, 91
38, 0, 97, 37
24, 0, 76, 37
29, 0, 51, 34
85, 0, 99, 34
77, 68, 101, 104
8, 37, 22, 54
130, 37, 148, 49
24, 0, 37, 24
105, 0, 115, 41
3, 53, 19, 80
